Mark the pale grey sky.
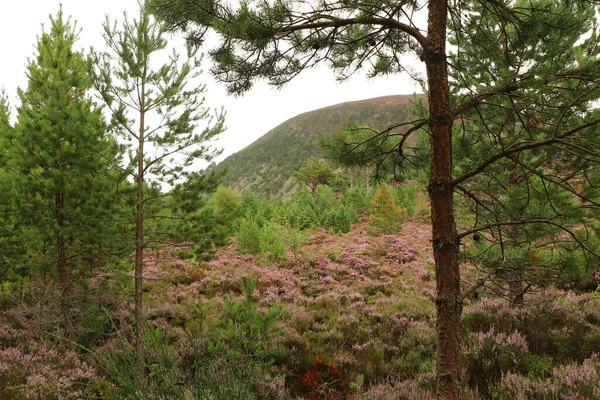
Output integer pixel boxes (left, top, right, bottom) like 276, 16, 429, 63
1, 0, 423, 161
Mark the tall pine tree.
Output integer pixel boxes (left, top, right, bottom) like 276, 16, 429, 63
92, 0, 225, 370
8, 8, 122, 340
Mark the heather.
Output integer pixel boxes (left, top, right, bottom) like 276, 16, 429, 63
1, 180, 599, 398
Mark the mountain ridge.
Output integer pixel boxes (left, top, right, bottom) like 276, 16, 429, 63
215, 94, 421, 197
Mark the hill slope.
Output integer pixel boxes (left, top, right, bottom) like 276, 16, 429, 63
216, 95, 418, 197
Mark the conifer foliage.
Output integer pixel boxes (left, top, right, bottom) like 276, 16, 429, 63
5, 9, 121, 340
92, 0, 225, 370
370, 185, 408, 234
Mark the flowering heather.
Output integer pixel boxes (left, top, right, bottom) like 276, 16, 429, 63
0, 345, 97, 399
1, 212, 599, 398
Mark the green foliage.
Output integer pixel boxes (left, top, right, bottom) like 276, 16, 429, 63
449, 0, 600, 300
260, 223, 287, 261
0, 8, 130, 335
97, 279, 286, 399
236, 218, 287, 261
341, 186, 370, 214
239, 190, 272, 227
236, 217, 262, 255
281, 226, 310, 268
394, 183, 417, 216
325, 204, 353, 234
168, 169, 230, 261
213, 186, 241, 221
369, 186, 408, 233
284, 187, 321, 230
92, 0, 226, 242
293, 157, 346, 194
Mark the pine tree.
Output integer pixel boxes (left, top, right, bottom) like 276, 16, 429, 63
292, 157, 343, 194
7, 8, 122, 340
448, 2, 600, 304
149, 0, 600, 397
0, 93, 23, 285
370, 185, 407, 233
93, 0, 225, 371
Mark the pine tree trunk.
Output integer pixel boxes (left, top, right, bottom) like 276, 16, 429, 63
426, 1, 462, 399
55, 191, 71, 341
134, 77, 146, 376
134, 189, 144, 375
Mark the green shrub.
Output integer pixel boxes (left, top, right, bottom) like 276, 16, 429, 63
213, 186, 241, 221
326, 204, 352, 233
239, 190, 272, 227
369, 185, 408, 233
236, 217, 262, 254
260, 223, 286, 261
395, 183, 417, 216
341, 186, 370, 213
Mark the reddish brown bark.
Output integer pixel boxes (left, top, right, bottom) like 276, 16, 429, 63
425, 1, 462, 399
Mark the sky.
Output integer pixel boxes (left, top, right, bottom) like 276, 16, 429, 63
0, 0, 424, 162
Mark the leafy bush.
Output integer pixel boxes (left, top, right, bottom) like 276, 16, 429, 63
394, 183, 417, 216
341, 186, 370, 213
239, 190, 272, 227
260, 223, 287, 261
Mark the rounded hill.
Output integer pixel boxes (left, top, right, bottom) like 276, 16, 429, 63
216, 94, 420, 197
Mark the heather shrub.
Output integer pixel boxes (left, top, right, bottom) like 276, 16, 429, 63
476, 355, 600, 399
358, 375, 435, 400
464, 328, 529, 396
462, 293, 600, 396
0, 345, 98, 400
98, 278, 288, 399
0, 311, 99, 399
369, 185, 408, 233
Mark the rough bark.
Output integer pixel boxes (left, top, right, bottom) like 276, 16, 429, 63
425, 1, 462, 399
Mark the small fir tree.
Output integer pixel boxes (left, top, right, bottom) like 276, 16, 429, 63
370, 186, 408, 234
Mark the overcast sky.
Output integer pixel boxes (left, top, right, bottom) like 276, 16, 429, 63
1, 0, 424, 161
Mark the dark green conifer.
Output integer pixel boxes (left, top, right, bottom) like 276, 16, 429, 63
8, 8, 122, 339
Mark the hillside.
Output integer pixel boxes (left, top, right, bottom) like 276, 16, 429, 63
216, 95, 419, 197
